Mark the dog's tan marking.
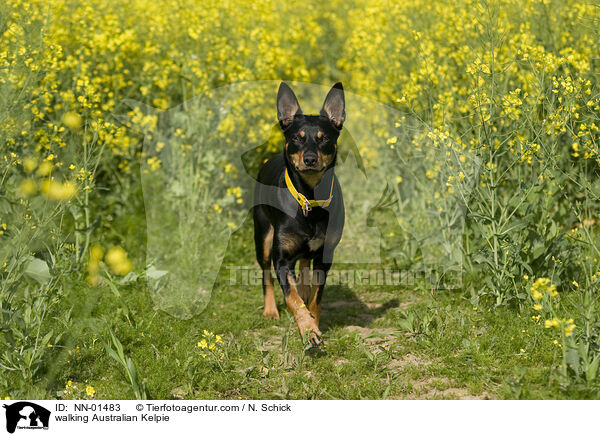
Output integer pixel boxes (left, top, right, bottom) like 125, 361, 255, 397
263, 226, 274, 265
285, 273, 322, 346
263, 270, 279, 319
297, 258, 313, 304
261, 225, 278, 319
317, 131, 323, 139
308, 291, 321, 327
308, 269, 324, 326
308, 236, 324, 252
299, 130, 305, 138
299, 171, 324, 189
318, 151, 334, 168
278, 231, 303, 253
289, 151, 303, 169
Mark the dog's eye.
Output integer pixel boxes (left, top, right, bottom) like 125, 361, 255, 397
318, 135, 328, 143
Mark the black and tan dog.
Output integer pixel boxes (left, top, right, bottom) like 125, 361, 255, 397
253, 82, 345, 347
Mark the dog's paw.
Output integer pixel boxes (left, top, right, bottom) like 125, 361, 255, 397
307, 329, 323, 348
299, 323, 323, 348
263, 307, 280, 320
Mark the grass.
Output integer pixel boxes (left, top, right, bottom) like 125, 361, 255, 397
31, 211, 572, 400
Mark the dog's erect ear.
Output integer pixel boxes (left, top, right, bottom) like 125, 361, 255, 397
277, 82, 302, 130
320, 82, 345, 130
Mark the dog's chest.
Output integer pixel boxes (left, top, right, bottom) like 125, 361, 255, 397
307, 234, 325, 251
297, 208, 337, 254
303, 222, 326, 252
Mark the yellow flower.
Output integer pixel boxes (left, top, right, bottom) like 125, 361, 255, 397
19, 178, 37, 196
4, 396, 10, 400
146, 156, 161, 171
226, 186, 242, 198
90, 245, 104, 261
198, 339, 207, 349
533, 304, 542, 311
23, 157, 37, 173
215, 335, 222, 343
530, 277, 557, 299
85, 385, 95, 398
37, 161, 53, 177
63, 111, 82, 130
544, 318, 560, 329
86, 272, 100, 287
105, 247, 132, 275
40, 179, 77, 201
565, 323, 576, 337
209, 343, 216, 350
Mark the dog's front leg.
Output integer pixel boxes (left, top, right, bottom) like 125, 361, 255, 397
308, 257, 332, 328
273, 251, 323, 347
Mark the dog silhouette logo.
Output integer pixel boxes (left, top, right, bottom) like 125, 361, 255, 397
3, 402, 50, 433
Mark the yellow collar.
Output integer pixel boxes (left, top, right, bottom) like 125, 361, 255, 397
284, 168, 334, 216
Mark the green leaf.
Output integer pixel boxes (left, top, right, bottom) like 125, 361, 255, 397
531, 241, 545, 260
586, 355, 600, 384
90, 324, 121, 364
146, 266, 168, 280
40, 331, 53, 347
565, 348, 580, 374
382, 380, 392, 400
104, 275, 135, 327
548, 221, 558, 240
24, 257, 51, 285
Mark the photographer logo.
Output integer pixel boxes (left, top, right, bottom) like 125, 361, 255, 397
3, 402, 50, 433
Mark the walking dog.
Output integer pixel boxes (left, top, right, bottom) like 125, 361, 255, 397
253, 82, 345, 347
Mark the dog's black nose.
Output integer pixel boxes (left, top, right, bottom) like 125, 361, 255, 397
303, 153, 317, 166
